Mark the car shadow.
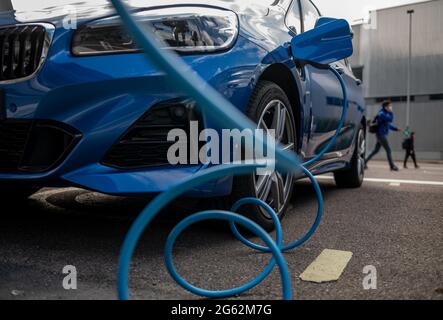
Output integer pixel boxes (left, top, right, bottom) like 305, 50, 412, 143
0, 179, 341, 256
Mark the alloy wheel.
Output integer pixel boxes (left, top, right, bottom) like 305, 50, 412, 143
253, 99, 296, 219
357, 129, 366, 180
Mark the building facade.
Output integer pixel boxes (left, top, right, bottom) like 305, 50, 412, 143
0, 2, 12, 11
351, 0, 443, 161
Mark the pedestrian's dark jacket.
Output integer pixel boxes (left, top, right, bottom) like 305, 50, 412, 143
404, 136, 415, 150
376, 108, 398, 136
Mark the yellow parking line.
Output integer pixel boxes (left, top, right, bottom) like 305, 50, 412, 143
300, 249, 353, 283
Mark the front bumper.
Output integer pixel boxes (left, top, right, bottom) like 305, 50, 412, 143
0, 26, 268, 197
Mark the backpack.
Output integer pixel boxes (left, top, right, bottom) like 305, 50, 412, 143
402, 140, 408, 150
402, 138, 411, 150
368, 116, 379, 134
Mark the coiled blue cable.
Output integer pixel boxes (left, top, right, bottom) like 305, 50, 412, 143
110, 0, 349, 300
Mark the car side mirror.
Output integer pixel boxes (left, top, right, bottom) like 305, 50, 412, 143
291, 17, 353, 66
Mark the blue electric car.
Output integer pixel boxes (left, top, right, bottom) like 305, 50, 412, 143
0, 0, 366, 229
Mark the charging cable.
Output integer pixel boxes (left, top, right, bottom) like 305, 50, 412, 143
110, 0, 349, 300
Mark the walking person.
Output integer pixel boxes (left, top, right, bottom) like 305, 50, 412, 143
366, 101, 401, 171
403, 132, 419, 169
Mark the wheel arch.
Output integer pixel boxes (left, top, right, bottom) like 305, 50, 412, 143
256, 63, 304, 152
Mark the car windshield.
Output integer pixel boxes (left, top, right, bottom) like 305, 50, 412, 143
9, 0, 279, 12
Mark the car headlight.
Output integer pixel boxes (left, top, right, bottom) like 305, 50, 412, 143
72, 6, 239, 56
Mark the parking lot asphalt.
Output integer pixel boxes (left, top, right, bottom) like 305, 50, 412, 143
0, 161, 442, 300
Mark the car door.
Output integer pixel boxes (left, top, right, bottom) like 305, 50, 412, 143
298, 0, 361, 161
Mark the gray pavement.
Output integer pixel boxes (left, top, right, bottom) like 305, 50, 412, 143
0, 161, 442, 300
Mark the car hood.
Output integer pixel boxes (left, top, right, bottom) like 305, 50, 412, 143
3, 0, 271, 25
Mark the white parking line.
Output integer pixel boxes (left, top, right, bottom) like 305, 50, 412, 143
389, 183, 401, 187
315, 175, 443, 186
369, 164, 443, 171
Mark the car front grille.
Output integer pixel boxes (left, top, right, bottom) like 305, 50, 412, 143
0, 24, 52, 82
102, 100, 203, 169
0, 120, 32, 171
0, 120, 81, 173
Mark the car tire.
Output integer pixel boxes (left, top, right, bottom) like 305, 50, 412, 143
226, 81, 297, 231
334, 125, 366, 188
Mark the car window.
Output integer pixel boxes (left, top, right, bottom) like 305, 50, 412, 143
286, 0, 302, 34
300, 0, 320, 32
